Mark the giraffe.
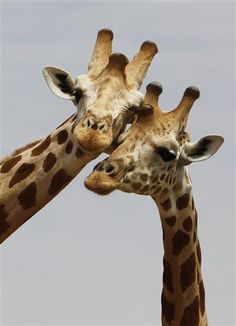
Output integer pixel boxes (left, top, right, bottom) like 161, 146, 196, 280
43, 29, 157, 153
85, 82, 224, 325
0, 29, 157, 243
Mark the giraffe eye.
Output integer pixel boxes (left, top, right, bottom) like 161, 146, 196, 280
155, 147, 176, 162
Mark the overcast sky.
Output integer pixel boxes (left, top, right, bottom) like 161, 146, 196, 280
0, 1, 235, 325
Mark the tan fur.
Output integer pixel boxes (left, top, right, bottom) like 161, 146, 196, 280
85, 82, 223, 325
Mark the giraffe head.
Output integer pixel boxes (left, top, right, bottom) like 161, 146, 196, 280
85, 82, 224, 196
43, 29, 157, 153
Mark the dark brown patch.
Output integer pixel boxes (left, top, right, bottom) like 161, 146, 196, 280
43, 153, 57, 173
160, 173, 166, 181
57, 129, 68, 144
165, 216, 176, 227
163, 258, 174, 293
154, 186, 162, 194
9, 163, 36, 188
48, 169, 72, 196
140, 174, 148, 182
199, 280, 205, 315
18, 182, 37, 210
0, 205, 10, 234
176, 193, 190, 210
196, 241, 202, 264
160, 198, 172, 211
183, 216, 193, 232
180, 253, 196, 292
31, 136, 51, 156
152, 175, 159, 183
0, 155, 22, 173
161, 292, 175, 323
75, 147, 84, 158
180, 295, 200, 326
142, 185, 150, 192
65, 141, 73, 154
172, 230, 190, 256
133, 182, 142, 190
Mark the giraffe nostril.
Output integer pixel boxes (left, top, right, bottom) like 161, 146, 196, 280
98, 123, 105, 131
82, 117, 95, 129
104, 163, 117, 176
97, 120, 108, 132
106, 166, 114, 174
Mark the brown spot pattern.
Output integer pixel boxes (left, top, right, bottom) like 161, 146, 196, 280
75, 148, 84, 158
172, 230, 190, 256
142, 185, 150, 192
180, 253, 196, 292
31, 136, 51, 156
199, 280, 205, 315
18, 182, 37, 210
161, 292, 175, 323
183, 216, 193, 232
165, 216, 176, 227
65, 141, 73, 154
176, 193, 190, 210
43, 153, 57, 173
0, 155, 22, 173
133, 182, 142, 190
160, 198, 172, 211
0, 204, 10, 234
140, 174, 148, 182
163, 258, 174, 293
48, 169, 72, 196
9, 163, 35, 188
57, 129, 68, 144
180, 295, 200, 326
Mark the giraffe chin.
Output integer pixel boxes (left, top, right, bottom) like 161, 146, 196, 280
84, 172, 119, 196
75, 127, 113, 153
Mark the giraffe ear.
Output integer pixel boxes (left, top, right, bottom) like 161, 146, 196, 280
179, 135, 224, 165
43, 66, 76, 100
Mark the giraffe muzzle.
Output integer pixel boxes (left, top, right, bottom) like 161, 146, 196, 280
85, 160, 124, 195
74, 116, 113, 153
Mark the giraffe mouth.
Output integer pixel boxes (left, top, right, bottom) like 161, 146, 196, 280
84, 171, 119, 195
75, 127, 113, 153
74, 119, 113, 153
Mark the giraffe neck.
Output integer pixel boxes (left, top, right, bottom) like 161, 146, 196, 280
0, 114, 97, 243
152, 176, 208, 326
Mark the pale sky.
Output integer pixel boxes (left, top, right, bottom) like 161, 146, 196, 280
0, 1, 235, 325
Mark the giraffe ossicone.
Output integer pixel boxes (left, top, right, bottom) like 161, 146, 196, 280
85, 82, 224, 325
0, 29, 157, 243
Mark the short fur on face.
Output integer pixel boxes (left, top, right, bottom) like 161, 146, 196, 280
43, 29, 158, 153
85, 82, 224, 195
